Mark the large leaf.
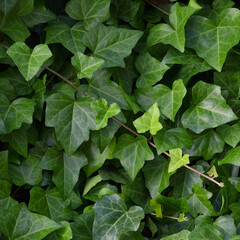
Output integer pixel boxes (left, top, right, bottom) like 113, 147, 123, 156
7, 42, 52, 81
92, 194, 144, 240
45, 23, 86, 54
0, 203, 60, 240
135, 52, 169, 88
0, 0, 17, 15
45, 93, 96, 155
218, 146, 240, 167
147, 3, 195, 52
82, 24, 143, 68
133, 102, 162, 135
0, 94, 35, 134
114, 134, 154, 180
186, 8, 240, 71
65, 0, 111, 30
181, 81, 237, 133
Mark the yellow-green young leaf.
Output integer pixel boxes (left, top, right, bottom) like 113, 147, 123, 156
72, 52, 105, 79
150, 199, 163, 218
133, 103, 162, 135
7, 43, 52, 81
207, 166, 218, 178
91, 98, 121, 130
168, 148, 190, 173
147, 3, 195, 52
178, 213, 188, 222
188, 0, 202, 11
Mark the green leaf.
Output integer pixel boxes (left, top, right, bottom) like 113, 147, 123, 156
45, 93, 96, 155
143, 156, 173, 198
0, 77, 16, 101
14, 0, 34, 16
0, 203, 60, 240
46, 221, 72, 240
161, 230, 191, 240
150, 199, 163, 218
135, 52, 169, 88
7, 42, 52, 81
114, 134, 154, 180
133, 102, 162, 135
45, 23, 86, 54
185, 8, 240, 71
0, 151, 10, 181
0, 94, 35, 134
153, 128, 193, 155
65, 0, 111, 30
185, 130, 225, 160
187, 183, 217, 218
153, 79, 186, 121
82, 24, 143, 68
168, 148, 190, 173
229, 202, 240, 224
0, 0, 17, 15
147, 3, 195, 52
92, 194, 144, 240
71, 52, 104, 79
181, 81, 237, 133
91, 98, 120, 130
0, 180, 17, 211
218, 146, 240, 167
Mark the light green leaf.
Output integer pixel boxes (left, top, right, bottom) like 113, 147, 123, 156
91, 98, 120, 130
71, 52, 104, 79
181, 81, 237, 133
153, 79, 186, 121
92, 194, 144, 240
7, 42, 52, 81
150, 199, 163, 218
114, 134, 154, 180
143, 156, 173, 198
29, 187, 72, 222
147, 3, 195, 52
46, 221, 72, 240
154, 128, 193, 155
0, 94, 35, 134
218, 146, 240, 166
187, 183, 217, 218
82, 24, 143, 68
161, 230, 191, 240
0, 0, 17, 15
168, 148, 190, 173
135, 52, 169, 88
185, 130, 225, 160
0, 203, 60, 240
45, 93, 96, 155
65, 0, 111, 30
185, 8, 240, 71
83, 175, 102, 196
45, 23, 86, 54
188, 0, 202, 11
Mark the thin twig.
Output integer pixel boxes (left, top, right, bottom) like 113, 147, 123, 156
232, 49, 240, 56
68, 70, 79, 80
145, 0, 170, 16
150, 213, 179, 220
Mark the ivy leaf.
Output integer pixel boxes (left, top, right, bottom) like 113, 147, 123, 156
153, 79, 186, 121
133, 102, 162, 135
0, 203, 60, 240
45, 93, 96, 156
7, 43, 52, 81
218, 146, 240, 167
65, 0, 111, 30
0, 0, 17, 15
46, 221, 72, 240
92, 194, 144, 240
91, 98, 120, 130
147, 3, 195, 52
187, 183, 217, 218
143, 156, 173, 198
0, 180, 17, 211
168, 148, 190, 173
114, 134, 154, 180
82, 24, 143, 68
0, 151, 10, 181
135, 52, 169, 88
153, 128, 193, 155
0, 94, 35, 134
71, 52, 104, 79
150, 199, 163, 218
186, 8, 240, 71
161, 230, 191, 240
45, 23, 86, 54
181, 81, 237, 133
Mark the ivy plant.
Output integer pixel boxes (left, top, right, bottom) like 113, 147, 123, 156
0, 0, 240, 239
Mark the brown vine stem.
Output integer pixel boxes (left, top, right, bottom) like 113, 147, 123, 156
145, 0, 170, 16
40, 65, 224, 187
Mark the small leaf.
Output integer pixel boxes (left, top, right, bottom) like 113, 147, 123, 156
114, 134, 154, 180
71, 52, 104, 79
207, 166, 218, 178
133, 102, 162, 135
7, 42, 52, 81
83, 175, 102, 196
91, 98, 120, 130
150, 199, 163, 218
92, 194, 144, 240
168, 148, 190, 173
178, 213, 188, 222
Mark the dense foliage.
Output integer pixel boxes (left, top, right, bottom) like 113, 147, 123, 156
1, 0, 240, 239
